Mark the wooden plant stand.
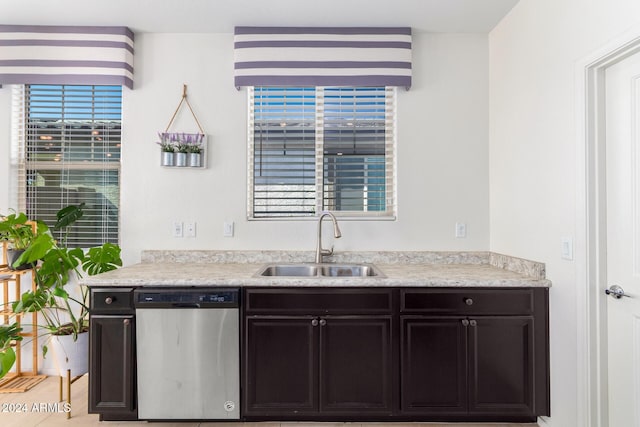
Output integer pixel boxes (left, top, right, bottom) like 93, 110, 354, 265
0, 235, 47, 392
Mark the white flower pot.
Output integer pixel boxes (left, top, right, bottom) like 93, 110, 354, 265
40, 333, 89, 377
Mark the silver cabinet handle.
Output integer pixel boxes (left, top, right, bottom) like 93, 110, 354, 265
105, 297, 113, 305
606, 285, 630, 299
319, 319, 327, 326
469, 319, 477, 327
464, 298, 474, 306
311, 319, 319, 326
123, 318, 130, 325
461, 319, 469, 326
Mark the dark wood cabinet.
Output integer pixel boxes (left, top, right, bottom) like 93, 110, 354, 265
400, 288, 549, 421
243, 288, 395, 419
243, 286, 548, 422
88, 289, 137, 421
401, 316, 468, 415
244, 316, 318, 415
319, 316, 392, 414
468, 316, 535, 416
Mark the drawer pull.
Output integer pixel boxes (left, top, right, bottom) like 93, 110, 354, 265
464, 298, 474, 306
311, 319, 319, 326
123, 319, 130, 325
469, 319, 477, 327
105, 297, 114, 305
319, 319, 327, 326
461, 319, 470, 326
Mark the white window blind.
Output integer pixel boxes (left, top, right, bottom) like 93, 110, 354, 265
248, 86, 396, 219
13, 84, 122, 247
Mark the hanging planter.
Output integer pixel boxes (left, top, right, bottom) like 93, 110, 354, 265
156, 84, 207, 168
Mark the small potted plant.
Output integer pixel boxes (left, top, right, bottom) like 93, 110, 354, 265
175, 133, 190, 167
0, 211, 37, 270
186, 133, 205, 167
157, 132, 175, 166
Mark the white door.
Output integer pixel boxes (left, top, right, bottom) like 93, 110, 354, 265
605, 50, 640, 427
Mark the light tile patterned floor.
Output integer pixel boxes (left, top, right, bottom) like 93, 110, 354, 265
0, 375, 539, 427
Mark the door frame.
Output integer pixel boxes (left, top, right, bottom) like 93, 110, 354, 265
576, 25, 640, 427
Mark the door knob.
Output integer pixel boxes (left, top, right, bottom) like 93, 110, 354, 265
605, 285, 629, 299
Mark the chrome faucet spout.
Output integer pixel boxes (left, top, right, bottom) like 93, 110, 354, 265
315, 211, 342, 263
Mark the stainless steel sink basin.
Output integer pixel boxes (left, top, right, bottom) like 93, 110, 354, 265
258, 264, 318, 277
255, 263, 384, 278
320, 265, 379, 277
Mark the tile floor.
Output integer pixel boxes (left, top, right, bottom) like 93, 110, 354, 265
0, 375, 539, 427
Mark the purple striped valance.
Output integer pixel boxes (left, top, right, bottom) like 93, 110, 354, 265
0, 25, 134, 89
234, 27, 412, 89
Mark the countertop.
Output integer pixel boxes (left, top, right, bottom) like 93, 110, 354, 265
79, 251, 551, 288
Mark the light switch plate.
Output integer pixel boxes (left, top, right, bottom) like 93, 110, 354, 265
172, 221, 183, 238
223, 221, 234, 237
561, 236, 573, 260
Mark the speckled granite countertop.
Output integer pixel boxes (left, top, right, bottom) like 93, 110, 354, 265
80, 251, 551, 288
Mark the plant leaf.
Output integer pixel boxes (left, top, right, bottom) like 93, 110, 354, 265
53, 203, 85, 230
82, 243, 123, 276
0, 347, 16, 379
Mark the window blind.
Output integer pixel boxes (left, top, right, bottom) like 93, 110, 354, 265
319, 87, 394, 214
17, 84, 122, 247
248, 86, 396, 219
250, 87, 316, 217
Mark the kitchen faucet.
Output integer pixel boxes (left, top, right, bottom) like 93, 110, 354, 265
315, 211, 342, 263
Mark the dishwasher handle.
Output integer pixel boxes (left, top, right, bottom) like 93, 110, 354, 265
172, 303, 201, 308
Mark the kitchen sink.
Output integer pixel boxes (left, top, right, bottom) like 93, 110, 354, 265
255, 263, 385, 278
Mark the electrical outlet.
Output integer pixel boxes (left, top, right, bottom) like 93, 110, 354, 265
455, 222, 467, 238
223, 221, 234, 237
172, 221, 183, 237
185, 222, 196, 237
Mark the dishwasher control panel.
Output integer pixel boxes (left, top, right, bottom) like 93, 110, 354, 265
134, 288, 239, 308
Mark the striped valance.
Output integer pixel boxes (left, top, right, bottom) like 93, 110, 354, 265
0, 25, 134, 89
234, 27, 412, 89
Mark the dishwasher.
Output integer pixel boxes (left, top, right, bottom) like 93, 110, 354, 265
134, 288, 240, 420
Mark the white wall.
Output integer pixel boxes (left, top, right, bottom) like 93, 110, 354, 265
0, 33, 490, 264
117, 32, 490, 264
489, 1, 640, 425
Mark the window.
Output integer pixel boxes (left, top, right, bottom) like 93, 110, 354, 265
12, 84, 122, 247
248, 86, 396, 219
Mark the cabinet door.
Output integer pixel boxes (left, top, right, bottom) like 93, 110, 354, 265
244, 316, 319, 416
467, 316, 535, 417
400, 316, 467, 415
88, 315, 136, 415
319, 316, 393, 414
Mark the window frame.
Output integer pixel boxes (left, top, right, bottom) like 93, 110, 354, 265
247, 86, 397, 221
11, 84, 122, 247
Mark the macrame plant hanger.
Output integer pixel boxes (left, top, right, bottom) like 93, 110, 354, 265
165, 84, 205, 134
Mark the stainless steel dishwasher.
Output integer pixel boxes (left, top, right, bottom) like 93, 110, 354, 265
134, 288, 239, 420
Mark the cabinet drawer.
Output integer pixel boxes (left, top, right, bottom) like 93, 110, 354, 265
400, 288, 535, 315
91, 288, 134, 314
244, 288, 394, 314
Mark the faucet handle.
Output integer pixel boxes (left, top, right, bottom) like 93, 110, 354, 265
321, 246, 334, 256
